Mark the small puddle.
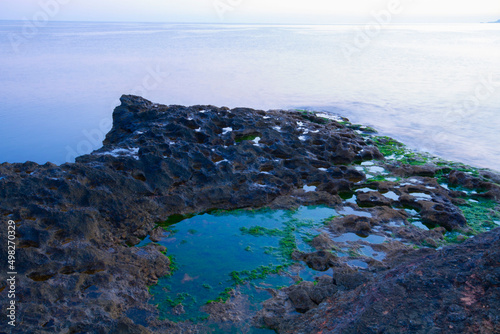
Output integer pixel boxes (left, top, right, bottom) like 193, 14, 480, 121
332, 232, 385, 244
303, 185, 317, 192
411, 193, 432, 200
366, 166, 386, 174
338, 206, 372, 218
347, 259, 368, 268
411, 220, 430, 230
356, 187, 375, 193
382, 191, 399, 200
359, 245, 386, 261
405, 208, 419, 216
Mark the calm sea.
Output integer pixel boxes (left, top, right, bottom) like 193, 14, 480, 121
0, 21, 499, 170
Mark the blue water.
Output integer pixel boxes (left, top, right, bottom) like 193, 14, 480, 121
0, 21, 499, 169
145, 206, 337, 322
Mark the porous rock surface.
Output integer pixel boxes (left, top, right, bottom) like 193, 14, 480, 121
0, 95, 498, 333
0, 95, 375, 333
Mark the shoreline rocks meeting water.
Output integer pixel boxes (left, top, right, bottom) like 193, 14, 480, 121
0, 95, 499, 333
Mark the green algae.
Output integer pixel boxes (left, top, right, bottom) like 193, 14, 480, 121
443, 231, 469, 244
235, 134, 260, 143
300, 112, 330, 125
457, 198, 500, 235
162, 213, 197, 226
230, 265, 285, 286
166, 255, 178, 274
240, 226, 282, 237
347, 123, 378, 134
367, 135, 436, 166
165, 292, 195, 307
372, 136, 406, 157
147, 206, 337, 322
366, 175, 400, 183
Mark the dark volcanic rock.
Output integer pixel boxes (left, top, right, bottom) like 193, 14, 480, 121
288, 281, 318, 313
332, 264, 371, 291
356, 190, 393, 207
0, 95, 498, 333
0, 95, 379, 333
292, 250, 339, 271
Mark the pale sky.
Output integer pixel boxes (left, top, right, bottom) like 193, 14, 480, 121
0, 0, 499, 24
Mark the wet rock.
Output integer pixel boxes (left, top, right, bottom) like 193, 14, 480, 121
332, 264, 371, 291
419, 200, 467, 231
479, 170, 500, 185
449, 170, 500, 201
171, 304, 185, 316
371, 205, 408, 223
292, 250, 338, 271
287, 282, 317, 313
356, 190, 393, 207
262, 228, 500, 333
310, 232, 337, 250
149, 227, 165, 243
309, 275, 336, 304
448, 170, 484, 189
327, 214, 374, 236
356, 146, 384, 161
385, 163, 437, 177
262, 275, 337, 317
257, 290, 294, 329
111, 317, 151, 334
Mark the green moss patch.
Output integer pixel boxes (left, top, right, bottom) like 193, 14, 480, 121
235, 134, 260, 143
458, 199, 500, 235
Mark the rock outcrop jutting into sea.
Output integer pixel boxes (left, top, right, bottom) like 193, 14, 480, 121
0, 95, 499, 333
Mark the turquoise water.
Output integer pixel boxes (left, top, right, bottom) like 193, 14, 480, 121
145, 206, 337, 322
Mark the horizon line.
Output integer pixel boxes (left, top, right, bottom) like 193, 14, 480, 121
0, 18, 496, 25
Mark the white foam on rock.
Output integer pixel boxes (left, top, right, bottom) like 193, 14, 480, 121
96, 147, 140, 160
315, 112, 344, 122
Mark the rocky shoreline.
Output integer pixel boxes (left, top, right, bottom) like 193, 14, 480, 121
0, 95, 499, 333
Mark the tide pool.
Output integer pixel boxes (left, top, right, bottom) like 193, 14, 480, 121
143, 206, 337, 322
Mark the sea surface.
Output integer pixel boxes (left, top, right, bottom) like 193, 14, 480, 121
0, 21, 499, 170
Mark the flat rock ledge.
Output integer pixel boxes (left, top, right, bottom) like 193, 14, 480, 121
0, 95, 498, 333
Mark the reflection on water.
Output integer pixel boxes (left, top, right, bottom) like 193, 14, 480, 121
332, 232, 386, 244
0, 22, 499, 169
